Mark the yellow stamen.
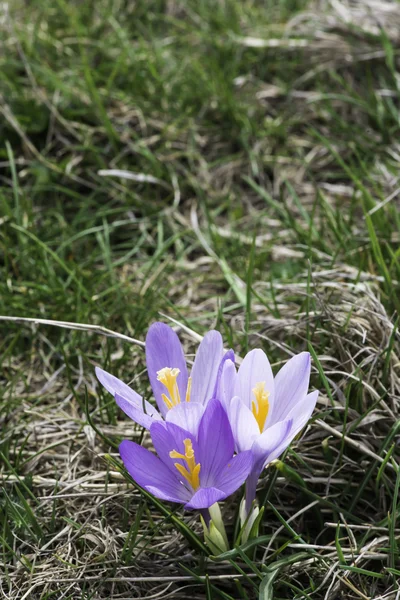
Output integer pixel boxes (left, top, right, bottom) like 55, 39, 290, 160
161, 393, 173, 410
157, 367, 193, 409
157, 367, 181, 407
251, 381, 270, 432
185, 376, 192, 402
169, 438, 201, 489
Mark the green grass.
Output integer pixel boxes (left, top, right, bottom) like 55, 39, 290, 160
1, 0, 400, 598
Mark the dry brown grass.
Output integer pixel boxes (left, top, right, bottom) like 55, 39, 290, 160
1, 0, 400, 598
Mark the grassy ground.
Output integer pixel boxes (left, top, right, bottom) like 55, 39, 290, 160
1, 0, 400, 598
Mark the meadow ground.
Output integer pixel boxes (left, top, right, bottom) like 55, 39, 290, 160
1, 1, 400, 598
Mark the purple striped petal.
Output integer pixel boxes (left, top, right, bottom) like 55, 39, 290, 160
119, 440, 189, 503
96, 367, 142, 406
235, 349, 275, 416
197, 399, 234, 487
229, 396, 260, 452
216, 359, 237, 412
212, 349, 235, 400
146, 322, 189, 417
261, 422, 294, 467
145, 485, 188, 504
165, 402, 205, 436
214, 450, 253, 497
190, 331, 224, 406
252, 419, 293, 472
271, 352, 311, 424
184, 487, 226, 510
256, 391, 317, 476
286, 390, 318, 435
115, 393, 162, 429
96, 367, 160, 428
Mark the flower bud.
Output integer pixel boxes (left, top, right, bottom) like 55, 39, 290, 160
239, 497, 261, 544
200, 503, 229, 554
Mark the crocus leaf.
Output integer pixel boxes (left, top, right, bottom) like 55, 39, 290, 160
209, 535, 273, 562
258, 571, 277, 600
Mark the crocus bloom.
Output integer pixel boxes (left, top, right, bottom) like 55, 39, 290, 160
96, 322, 232, 435
119, 399, 253, 509
217, 350, 318, 513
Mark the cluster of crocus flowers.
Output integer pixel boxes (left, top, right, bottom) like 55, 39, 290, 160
97, 322, 318, 546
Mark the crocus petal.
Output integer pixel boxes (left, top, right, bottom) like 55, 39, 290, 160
212, 349, 235, 401
119, 440, 189, 503
115, 393, 162, 429
286, 390, 318, 435
185, 487, 226, 510
145, 322, 189, 417
271, 352, 311, 424
216, 359, 237, 412
252, 419, 293, 472
96, 367, 159, 427
229, 396, 260, 452
197, 399, 234, 487
165, 402, 205, 436
145, 485, 187, 504
96, 367, 142, 407
190, 331, 224, 406
258, 392, 317, 473
261, 421, 294, 467
235, 349, 275, 413
214, 450, 253, 497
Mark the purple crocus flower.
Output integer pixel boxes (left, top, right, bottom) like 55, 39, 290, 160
217, 350, 319, 513
96, 322, 232, 435
119, 399, 253, 509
